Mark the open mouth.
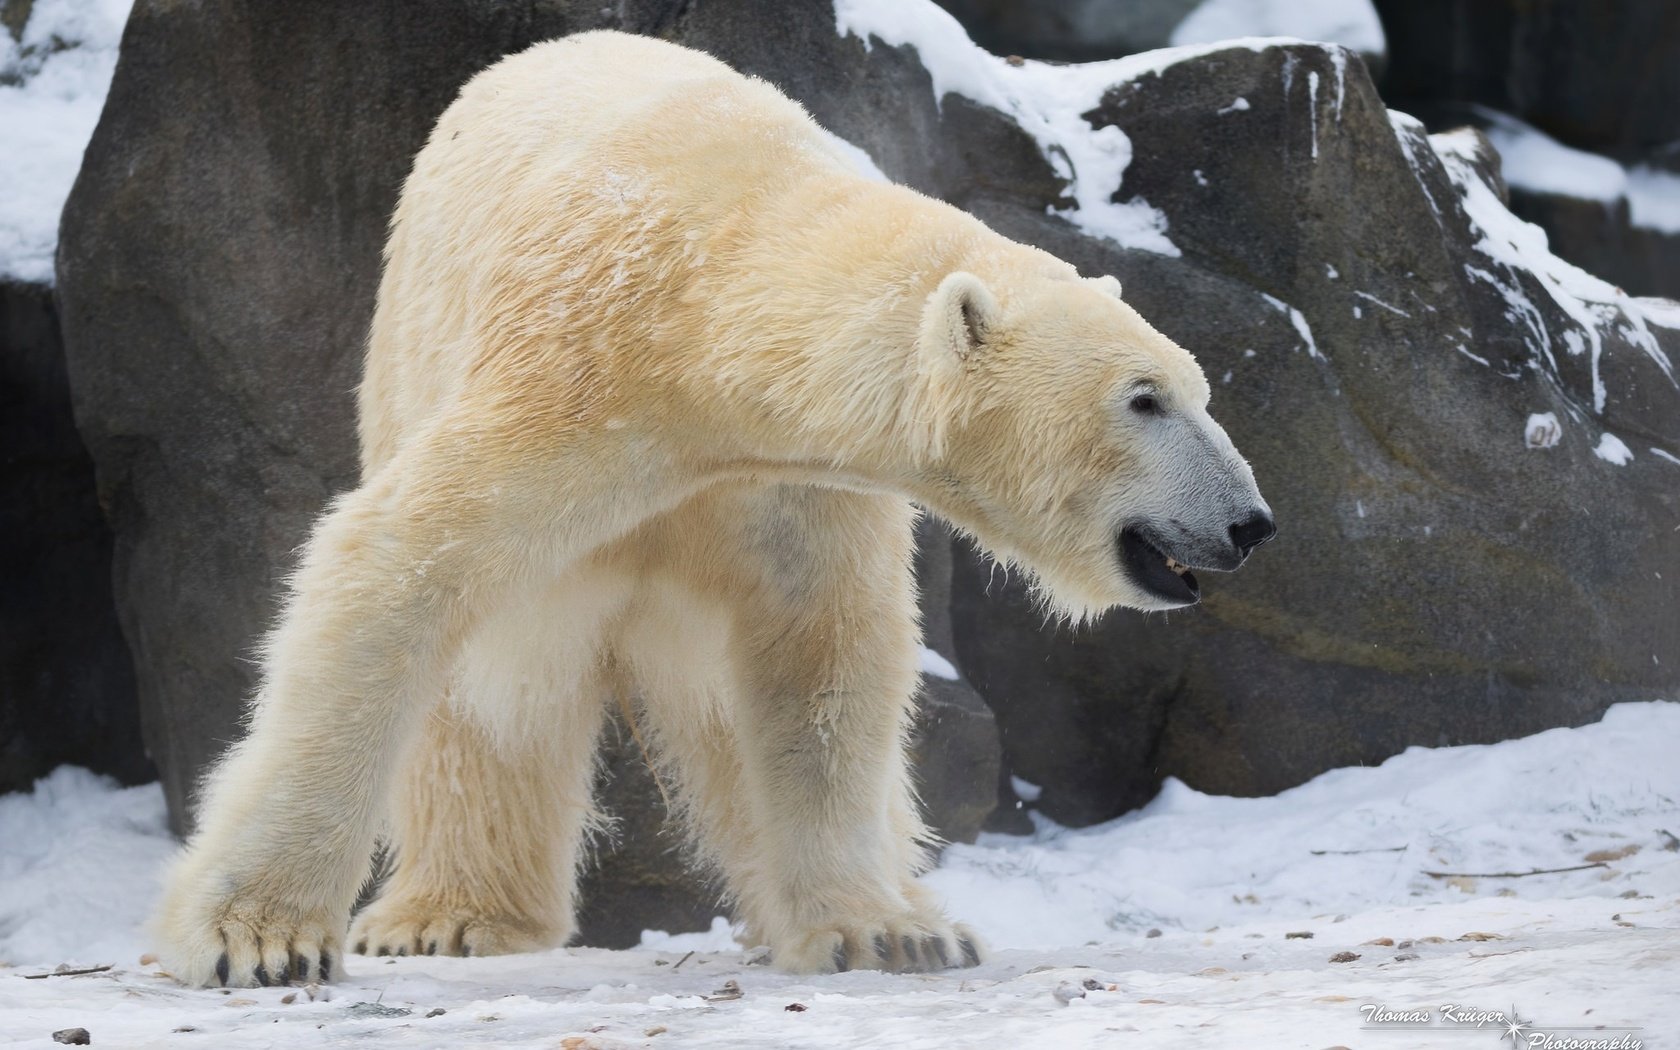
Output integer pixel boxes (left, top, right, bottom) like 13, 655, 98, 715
1118, 526, 1201, 606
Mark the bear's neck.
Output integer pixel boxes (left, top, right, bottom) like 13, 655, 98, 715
683, 176, 1059, 491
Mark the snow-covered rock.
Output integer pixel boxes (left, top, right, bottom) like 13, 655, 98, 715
928, 0, 1385, 72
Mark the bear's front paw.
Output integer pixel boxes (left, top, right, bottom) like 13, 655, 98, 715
776, 915, 985, 974
349, 896, 562, 958
157, 898, 344, 988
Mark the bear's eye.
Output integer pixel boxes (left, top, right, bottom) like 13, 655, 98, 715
1129, 392, 1162, 415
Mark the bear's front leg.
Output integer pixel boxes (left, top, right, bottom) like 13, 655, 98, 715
152, 462, 504, 987
712, 492, 986, 974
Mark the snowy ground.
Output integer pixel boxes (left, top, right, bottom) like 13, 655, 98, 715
4, 702, 1677, 1048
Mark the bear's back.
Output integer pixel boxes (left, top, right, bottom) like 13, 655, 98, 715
359, 32, 857, 472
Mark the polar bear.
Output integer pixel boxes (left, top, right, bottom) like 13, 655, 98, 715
153, 31, 1273, 987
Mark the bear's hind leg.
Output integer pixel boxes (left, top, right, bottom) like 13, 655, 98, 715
152, 421, 664, 987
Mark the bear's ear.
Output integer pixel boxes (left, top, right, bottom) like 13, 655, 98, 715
907, 272, 994, 464
920, 271, 997, 362
1085, 274, 1123, 299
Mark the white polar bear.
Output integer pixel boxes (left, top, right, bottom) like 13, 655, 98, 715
153, 30, 1273, 986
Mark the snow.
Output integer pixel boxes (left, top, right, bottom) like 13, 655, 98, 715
1477, 109, 1628, 203
1007, 775, 1042, 802
1353, 289, 1408, 317
1626, 165, 1680, 235
6, 703, 1679, 1047
916, 646, 959, 680
1594, 433, 1633, 465
1258, 291, 1323, 359
1170, 0, 1385, 58
833, 0, 1325, 257
0, 0, 132, 284
1525, 411, 1562, 450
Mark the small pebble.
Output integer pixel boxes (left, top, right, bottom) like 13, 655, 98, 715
1145, 928, 1162, 939
1329, 951, 1360, 963
426, 1008, 447, 1018
785, 1003, 807, 1012
52, 1030, 90, 1046
1285, 931, 1314, 940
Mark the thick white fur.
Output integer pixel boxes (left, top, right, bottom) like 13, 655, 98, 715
152, 31, 1265, 986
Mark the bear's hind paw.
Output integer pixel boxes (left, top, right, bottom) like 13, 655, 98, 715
349, 898, 562, 958
778, 917, 985, 974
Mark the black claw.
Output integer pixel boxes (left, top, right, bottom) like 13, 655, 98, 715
254, 963, 270, 987
353, 940, 367, 956
902, 935, 919, 965
959, 938, 980, 967
929, 937, 950, 968
395, 945, 408, 957
295, 954, 309, 980
832, 943, 850, 973
376, 945, 390, 957
461, 944, 472, 958
426, 941, 438, 956
318, 950, 333, 981
214, 953, 230, 986
274, 960, 291, 985
872, 934, 890, 965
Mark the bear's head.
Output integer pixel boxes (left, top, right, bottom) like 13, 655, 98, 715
909, 269, 1273, 620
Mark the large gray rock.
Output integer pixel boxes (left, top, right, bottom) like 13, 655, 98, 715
930, 0, 1385, 72
949, 41, 1680, 824
56, 0, 1000, 940
1, 279, 149, 793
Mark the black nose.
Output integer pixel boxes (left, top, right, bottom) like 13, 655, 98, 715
1229, 512, 1277, 558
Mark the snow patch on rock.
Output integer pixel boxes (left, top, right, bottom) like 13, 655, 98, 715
0, 0, 133, 284
1478, 109, 1628, 203
1593, 432, 1633, 465
834, 0, 1320, 256
1627, 165, 1680, 235
917, 646, 960, 680
1524, 411, 1561, 449
1170, 0, 1385, 59
1476, 109, 1680, 237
